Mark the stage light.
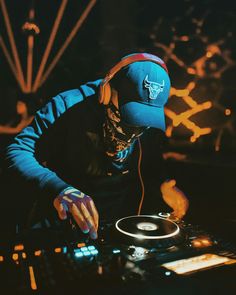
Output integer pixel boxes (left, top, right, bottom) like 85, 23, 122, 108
22, 21, 40, 35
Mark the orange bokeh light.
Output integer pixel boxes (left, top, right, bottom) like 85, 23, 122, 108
34, 250, 42, 256
54, 247, 62, 253
14, 244, 24, 251
225, 109, 231, 116
12, 253, 19, 261
206, 51, 213, 58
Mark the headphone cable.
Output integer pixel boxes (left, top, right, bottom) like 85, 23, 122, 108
137, 138, 145, 215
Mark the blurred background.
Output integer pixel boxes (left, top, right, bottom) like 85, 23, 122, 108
0, 0, 236, 238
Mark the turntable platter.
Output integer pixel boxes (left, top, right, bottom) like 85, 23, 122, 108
115, 215, 179, 240
114, 215, 184, 248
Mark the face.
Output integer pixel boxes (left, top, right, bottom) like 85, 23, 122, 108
103, 101, 148, 156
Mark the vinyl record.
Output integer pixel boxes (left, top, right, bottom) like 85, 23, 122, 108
115, 215, 179, 240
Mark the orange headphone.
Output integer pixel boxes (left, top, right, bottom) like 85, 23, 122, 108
99, 53, 168, 105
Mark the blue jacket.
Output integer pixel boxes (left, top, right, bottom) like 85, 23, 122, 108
4, 80, 166, 218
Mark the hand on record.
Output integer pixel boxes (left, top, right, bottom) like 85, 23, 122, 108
53, 187, 99, 239
160, 179, 189, 220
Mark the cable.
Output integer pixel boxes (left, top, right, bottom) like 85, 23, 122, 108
137, 138, 145, 215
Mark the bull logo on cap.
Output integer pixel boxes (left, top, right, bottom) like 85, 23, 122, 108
144, 75, 165, 99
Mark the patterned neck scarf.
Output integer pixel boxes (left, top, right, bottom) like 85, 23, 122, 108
103, 102, 147, 162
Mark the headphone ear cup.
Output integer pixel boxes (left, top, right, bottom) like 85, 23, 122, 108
101, 82, 111, 105
99, 83, 104, 104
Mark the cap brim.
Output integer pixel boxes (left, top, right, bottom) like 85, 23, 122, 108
120, 101, 166, 131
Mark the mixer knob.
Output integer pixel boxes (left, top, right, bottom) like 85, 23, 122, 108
158, 212, 170, 218
127, 246, 136, 256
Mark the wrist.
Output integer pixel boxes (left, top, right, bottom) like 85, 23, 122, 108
58, 186, 75, 197
57, 187, 86, 200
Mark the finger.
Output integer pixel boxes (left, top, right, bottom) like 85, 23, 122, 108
170, 209, 183, 221
184, 198, 189, 212
178, 196, 189, 217
53, 198, 67, 220
174, 211, 184, 220
70, 204, 89, 234
80, 203, 97, 239
173, 205, 186, 219
86, 199, 99, 231
170, 211, 180, 221
58, 203, 67, 220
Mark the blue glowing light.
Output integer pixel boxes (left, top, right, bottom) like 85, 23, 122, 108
88, 245, 96, 251
75, 252, 83, 258
80, 247, 88, 252
90, 249, 98, 255
112, 249, 121, 254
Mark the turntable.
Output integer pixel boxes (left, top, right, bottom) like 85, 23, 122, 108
0, 213, 236, 294
113, 214, 185, 249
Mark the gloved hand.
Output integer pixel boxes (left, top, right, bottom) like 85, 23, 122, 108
53, 187, 99, 239
160, 179, 189, 220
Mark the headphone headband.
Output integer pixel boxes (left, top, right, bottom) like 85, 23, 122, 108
99, 53, 168, 105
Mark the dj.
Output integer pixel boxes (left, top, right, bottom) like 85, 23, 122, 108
4, 53, 189, 240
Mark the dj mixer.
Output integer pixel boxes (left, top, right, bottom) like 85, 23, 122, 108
0, 213, 236, 295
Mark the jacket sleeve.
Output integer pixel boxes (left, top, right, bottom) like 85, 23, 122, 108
4, 89, 84, 198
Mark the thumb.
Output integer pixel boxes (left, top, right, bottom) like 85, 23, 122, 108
166, 179, 176, 187
53, 198, 67, 220
161, 179, 176, 193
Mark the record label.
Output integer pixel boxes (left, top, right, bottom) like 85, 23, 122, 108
136, 222, 158, 231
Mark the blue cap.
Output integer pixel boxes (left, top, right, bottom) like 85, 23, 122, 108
115, 61, 171, 131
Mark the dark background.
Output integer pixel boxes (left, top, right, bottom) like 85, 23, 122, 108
0, 0, 236, 240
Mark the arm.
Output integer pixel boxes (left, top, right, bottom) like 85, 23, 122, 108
141, 129, 189, 219
151, 130, 189, 219
4, 91, 80, 197
4, 82, 101, 196
4, 85, 100, 237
